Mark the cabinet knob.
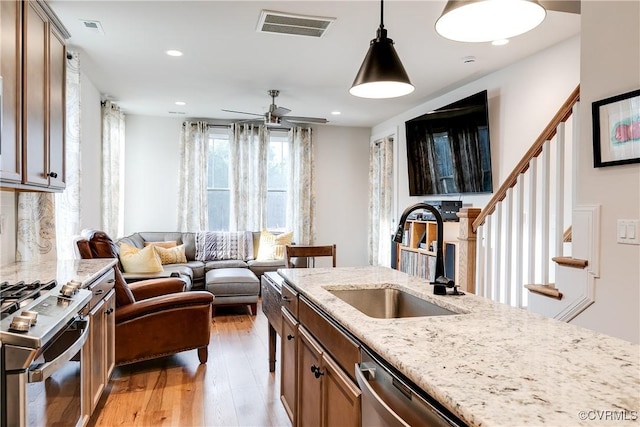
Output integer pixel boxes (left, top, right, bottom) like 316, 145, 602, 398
310, 365, 324, 379
282, 296, 291, 302
105, 308, 114, 315
94, 289, 104, 295
287, 334, 294, 341
47, 171, 58, 178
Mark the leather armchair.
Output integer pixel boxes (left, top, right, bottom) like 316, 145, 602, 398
76, 229, 214, 366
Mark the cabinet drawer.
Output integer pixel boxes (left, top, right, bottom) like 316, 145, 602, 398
86, 269, 115, 310
281, 282, 298, 318
299, 296, 360, 382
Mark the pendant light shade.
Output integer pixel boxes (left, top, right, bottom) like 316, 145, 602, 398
350, 1, 414, 99
435, 0, 546, 43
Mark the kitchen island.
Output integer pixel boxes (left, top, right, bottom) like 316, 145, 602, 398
278, 266, 640, 427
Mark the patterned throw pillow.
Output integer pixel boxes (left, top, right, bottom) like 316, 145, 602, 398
256, 230, 293, 261
154, 244, 187, 265
118, 243, 163, 273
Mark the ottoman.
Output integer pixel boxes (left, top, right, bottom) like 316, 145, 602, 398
206, 268, 260, 315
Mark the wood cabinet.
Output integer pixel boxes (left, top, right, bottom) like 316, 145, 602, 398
0, 0, 68, 191
280, 307, 297, 424
81, 269, 116, 424
0, 0, 23, 183
280, 286, 361, 427
396, 219, 459, 281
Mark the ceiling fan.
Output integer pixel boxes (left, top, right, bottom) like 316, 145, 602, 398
222, 89, 328, 127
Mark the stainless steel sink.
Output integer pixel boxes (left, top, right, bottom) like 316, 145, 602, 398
327, 288, 458, 318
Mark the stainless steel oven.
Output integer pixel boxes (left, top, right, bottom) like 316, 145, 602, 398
1, 281, 92, 427
356, 348, 465, 427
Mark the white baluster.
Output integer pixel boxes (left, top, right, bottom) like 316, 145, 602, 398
504, 188, 513, 306
476, 224, 485, 297
541, 141, 551, 285
485, 215, 493, 300
515, 175, 524, 308
527, 157, 538, 288
555, 122, 566, 258
493, 202, 503, 303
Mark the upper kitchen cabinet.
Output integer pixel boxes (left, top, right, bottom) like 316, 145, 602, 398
0, 0, 69, 191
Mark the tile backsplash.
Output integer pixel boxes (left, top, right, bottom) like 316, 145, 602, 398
0, 190, 17, 266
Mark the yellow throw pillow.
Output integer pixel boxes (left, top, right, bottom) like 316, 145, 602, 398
256, 230, 293, 260
144, 240, 177, 249
154, 244, 187, 265
119, 242, 163, 273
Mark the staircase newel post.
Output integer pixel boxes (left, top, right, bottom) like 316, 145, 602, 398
456, 207, 481, 294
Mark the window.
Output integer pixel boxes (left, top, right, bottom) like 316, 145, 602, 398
206, 129, 290, 231
266, 131, 289, 230
206, 132, 230, 231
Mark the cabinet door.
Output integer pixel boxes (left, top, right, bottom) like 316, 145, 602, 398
47, 25, 65, 189
321, 354, 361, 427
89, 297, 106, 412
0, 0, 22, 183
280, 308, 297, 424
104, 289, 116, 380
22, 1, 49, 187
297, 326, 323, 427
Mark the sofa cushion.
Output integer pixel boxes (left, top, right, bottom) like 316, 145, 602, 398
119, 243, 163, 273
154, 245, 187, 264
247, 259, 286, 277
205, 259, 249, 270
144, 240, 177, 249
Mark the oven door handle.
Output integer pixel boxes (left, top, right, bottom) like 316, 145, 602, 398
28, 318, 90, 383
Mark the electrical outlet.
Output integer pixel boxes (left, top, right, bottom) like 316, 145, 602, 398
617, 219, 640, 245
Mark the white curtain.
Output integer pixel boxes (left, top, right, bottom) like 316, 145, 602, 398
177, 121, 209, 231
229, 124, 268, 231
55, 51, 81, 259
101, 100, 125, 238
368, 135, 394, 266
287, 126, 315, 244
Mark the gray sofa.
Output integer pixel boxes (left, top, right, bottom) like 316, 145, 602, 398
115, 231, 286, 291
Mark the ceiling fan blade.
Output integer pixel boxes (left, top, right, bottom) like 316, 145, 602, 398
539, 0, 580, 14
285, 116, 328, 124
221, 109, 264, 117
271, 106, 291, 117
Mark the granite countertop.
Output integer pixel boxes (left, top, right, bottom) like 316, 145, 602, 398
0, 258, 117, 287
278, 266, 640, 427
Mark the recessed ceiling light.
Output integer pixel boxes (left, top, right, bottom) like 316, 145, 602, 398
175, 101, 186, 106
492, 39, 509, 46
331, 111, 341, 115
166, 50, 183, 57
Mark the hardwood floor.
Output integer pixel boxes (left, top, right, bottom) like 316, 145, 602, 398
89, 301, 291, 427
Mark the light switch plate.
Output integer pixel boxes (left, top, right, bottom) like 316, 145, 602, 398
617, 219, 640, 245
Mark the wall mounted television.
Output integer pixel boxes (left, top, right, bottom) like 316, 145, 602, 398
405, 90, 493, 196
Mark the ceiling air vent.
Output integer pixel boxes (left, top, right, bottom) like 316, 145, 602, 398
80, 19, 105, 35
257, 10, 335, 38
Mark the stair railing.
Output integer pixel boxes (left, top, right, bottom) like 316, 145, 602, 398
457, 86, 580, 308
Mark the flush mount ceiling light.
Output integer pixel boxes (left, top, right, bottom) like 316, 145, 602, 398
435, 0, 546, 43
349, 0, 414, 99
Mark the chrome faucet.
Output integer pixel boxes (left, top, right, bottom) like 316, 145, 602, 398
393, 203, 463, 295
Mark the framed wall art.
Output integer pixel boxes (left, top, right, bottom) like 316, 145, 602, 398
592, 89, 640, 167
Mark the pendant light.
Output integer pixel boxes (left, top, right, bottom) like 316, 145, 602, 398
350, 0, 414, 99
435, 0, 546, 43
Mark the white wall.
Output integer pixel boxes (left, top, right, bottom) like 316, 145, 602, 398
313, 125, 370, 267
372, 36, 580, 218
122, 117, 371, 266
570, 1, 640, 344
123, 115, 183, 234
78, 71, 103, 231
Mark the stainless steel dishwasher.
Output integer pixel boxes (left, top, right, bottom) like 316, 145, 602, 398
356, 348, 465, 427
